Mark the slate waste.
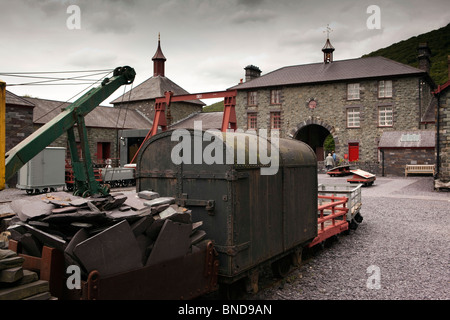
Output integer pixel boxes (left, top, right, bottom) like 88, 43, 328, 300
2, 189, 207, 298
0, 248, 52, 300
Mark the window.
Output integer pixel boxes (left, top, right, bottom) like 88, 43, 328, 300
347, 83, 360, 100
270, 89, 281, 104
247, 113, 257, 129
378, 80, 393, 98
347, 107, 360, 128
378, 106, 393, 126
270, 112, 281, 129
247, 91, 258, 106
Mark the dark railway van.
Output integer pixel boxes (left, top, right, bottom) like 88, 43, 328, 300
136, 129, 318, 293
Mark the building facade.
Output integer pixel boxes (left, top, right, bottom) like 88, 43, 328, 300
434, 56, 450, 186
230, 40, 436, 174
112, 36, 205, 125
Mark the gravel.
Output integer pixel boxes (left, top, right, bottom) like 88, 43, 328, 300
1, 176, 448, 300
253, 175, 449, 300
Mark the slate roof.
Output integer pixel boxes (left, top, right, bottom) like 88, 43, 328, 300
378, 130, 435, 148
111, 75, 205, 106
169, 111, 224, 130
24, 97, 152, 130
229, 56, 429, 90
5, 90, 35, 108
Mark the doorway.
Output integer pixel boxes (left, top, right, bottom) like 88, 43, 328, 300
294, 124, 333, 161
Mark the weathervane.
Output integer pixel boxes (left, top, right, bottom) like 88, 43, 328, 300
324, 24, 333, 39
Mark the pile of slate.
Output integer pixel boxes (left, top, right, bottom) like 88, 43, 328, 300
0, 248, 52, 300
6, 190, 206, 282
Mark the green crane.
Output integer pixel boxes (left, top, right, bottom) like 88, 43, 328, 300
4, 66, 136, 197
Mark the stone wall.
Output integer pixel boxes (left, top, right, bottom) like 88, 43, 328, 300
37, 125, 121, 167
236, 76, 434, 168
116, 100, 202, 126
437, 88, 450, 182
5, 105, 34, 186
382, 148, 435, 176
6, 105, 34, 152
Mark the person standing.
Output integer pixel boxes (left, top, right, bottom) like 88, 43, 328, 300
325, 153, 335, 171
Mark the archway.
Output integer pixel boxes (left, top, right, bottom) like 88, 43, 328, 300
294, 124, 331, 161
290, 118, 338, 162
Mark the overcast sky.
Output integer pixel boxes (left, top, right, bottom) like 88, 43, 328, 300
1, 0, 449, 106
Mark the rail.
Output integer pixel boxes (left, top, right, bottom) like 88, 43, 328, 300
308, 195, 349, 248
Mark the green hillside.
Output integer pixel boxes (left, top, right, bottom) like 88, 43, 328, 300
363, 23, 450, 85
202, 100, 224, 112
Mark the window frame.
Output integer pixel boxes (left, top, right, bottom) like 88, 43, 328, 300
247, 112, 258, 130
270, 111, 281, 129
347, 83, 360, 100
247, 91, 258, 106
378, 106, 393, 127
346, 107, 361, 128
270, 89, 281, 105
378, 80, 393, 98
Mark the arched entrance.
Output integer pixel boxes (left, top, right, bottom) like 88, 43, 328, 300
290, 118, 338, 161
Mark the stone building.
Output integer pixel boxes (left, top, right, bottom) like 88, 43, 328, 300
24, 97, 152, 167
434, 55, 450, 187
4, 91, 35, 153
229, 38, 437, 174
111, 35, 205, 125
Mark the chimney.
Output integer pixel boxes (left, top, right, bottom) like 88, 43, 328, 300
417, 42, 431, 74
244, 65, 262, 82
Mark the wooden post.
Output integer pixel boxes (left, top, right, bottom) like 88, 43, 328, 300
0, 80, 5, 190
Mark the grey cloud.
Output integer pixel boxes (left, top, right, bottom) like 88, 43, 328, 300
230, 8, 277, 24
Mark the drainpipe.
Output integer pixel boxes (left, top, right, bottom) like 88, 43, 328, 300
435, 89, 440, 178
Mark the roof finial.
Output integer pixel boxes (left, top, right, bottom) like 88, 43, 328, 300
322, 24, 335, 64
323, 24, 333, 39
158, 32, 160, 42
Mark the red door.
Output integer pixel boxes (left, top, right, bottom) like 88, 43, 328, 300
348, 143, 359, 162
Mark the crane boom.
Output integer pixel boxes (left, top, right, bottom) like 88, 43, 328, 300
4, 66, 136, 196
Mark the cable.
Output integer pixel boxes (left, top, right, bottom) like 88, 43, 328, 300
6, 70, 114, 138
0, 69, 114, 75
4, 70, 113, 86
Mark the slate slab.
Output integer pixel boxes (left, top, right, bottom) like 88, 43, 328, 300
130, 216, 154, 237
0, 266, 24, 283
144, 197, 175, 208
146, 220, 192, 266
138, 191, 160, 200
0, 249, 17, 260
11, 200, 54, 222
23, 224, 66, 251
123, 196, 147, 211
0, 280, 49, 300
0, 256, 24, 271
73, 220, 143, 277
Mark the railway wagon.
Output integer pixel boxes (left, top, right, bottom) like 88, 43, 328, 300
135, 129, 318, 293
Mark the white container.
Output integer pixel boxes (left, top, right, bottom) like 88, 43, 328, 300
17, 147, 66, 194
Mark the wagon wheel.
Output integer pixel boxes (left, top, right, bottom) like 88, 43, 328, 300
26, 189, 33, 195
82, 190, 91, 198
354, 212, 363, 223
272, 255, 292, 278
